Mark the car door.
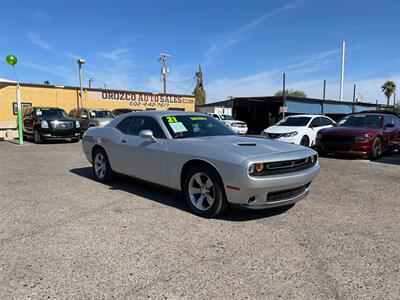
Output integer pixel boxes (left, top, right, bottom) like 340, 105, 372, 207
111, 116, 168, 186
308, 117, 322, 145
383, 115, 400, 148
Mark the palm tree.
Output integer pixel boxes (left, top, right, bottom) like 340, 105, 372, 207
381, 81, 396, 106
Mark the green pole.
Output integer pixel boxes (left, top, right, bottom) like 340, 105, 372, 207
6, 55, 23, 145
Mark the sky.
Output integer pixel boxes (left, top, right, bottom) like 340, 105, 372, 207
0, 0, 399, 104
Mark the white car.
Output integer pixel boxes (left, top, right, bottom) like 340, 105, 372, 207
261, 114, 335, 147
208, 113, 248, 134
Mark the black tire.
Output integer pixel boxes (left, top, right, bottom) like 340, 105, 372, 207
183, 165, 228, 218
92, 148, 113, 182
300, 136, 309, 147
71, 137, 80, 143
368, 137, 382, 160
34, 129, 43, 144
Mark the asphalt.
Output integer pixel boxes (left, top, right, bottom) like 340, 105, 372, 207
0, 140, 399, 299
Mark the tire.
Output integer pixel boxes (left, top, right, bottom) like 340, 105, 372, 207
71, 137, 80, 143
183, 165, 228, 218
92, 148, 113, 182
34, 129, 43, 144
300, 136, 309, 147
368, 137, 382, 160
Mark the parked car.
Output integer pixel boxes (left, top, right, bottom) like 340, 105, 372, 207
112, 108, 140, 116
69, 108, 114, 134
208, 113, 248, 135
82, 111, 320, 217
316, 112, 400, 159
22, 106, 80, 143
261, 115, 335, 147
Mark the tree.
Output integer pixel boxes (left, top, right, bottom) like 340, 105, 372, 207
274, 89, 307, 98
193, 65, 206, 106
381, 80, 396, 106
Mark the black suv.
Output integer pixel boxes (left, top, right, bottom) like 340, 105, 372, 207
22, 107, 81, 143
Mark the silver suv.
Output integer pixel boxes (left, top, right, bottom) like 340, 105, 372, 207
69, 108, 114, 134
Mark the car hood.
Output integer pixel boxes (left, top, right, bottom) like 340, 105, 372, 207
319, 126, 379, 136
223, 120, 247, 125
265, 125, 302, 133
175, 135, 307, 158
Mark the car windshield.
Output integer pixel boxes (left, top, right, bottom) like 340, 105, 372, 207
338, 114, 382, 128
276, 116, 311, 126
89, 110, 114, 118
220, 114, 234, 120
162, 115, 236, 139
36, 108, 69, 118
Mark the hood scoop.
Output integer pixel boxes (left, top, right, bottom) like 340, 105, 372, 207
237, 142, 257, 146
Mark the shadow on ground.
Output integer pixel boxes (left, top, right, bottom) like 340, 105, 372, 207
70, 167, 293, 222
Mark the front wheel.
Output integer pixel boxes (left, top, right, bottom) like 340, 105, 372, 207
93, 148, 113, 182
300, 136, 309, 147
34, 129, 43, 144
183, 165, 228, 218
368, 138, 382, 160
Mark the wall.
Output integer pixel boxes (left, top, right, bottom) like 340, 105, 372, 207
0, 83, 195, 127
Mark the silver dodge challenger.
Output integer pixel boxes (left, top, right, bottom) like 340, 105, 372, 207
82, 111, 320, 217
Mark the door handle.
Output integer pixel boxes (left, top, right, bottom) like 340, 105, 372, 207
121, 139, 127, 143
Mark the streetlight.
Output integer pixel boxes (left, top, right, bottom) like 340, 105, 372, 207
77, 58, 86, 108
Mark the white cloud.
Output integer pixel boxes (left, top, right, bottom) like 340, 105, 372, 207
27, 32, 79, 60
203, 1, 301, 65
96, 48, 130, 61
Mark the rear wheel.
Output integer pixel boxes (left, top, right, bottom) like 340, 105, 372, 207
368, 138, 382, 160
93, 148, 113, 182
300, 136, 309, 147
183, 165, 227, 218
34, 129, 43, 144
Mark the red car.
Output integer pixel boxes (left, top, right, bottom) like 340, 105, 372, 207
316, 112, 400, 159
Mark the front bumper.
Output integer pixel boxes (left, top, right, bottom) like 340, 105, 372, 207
39, 128, 81, 140
232, 127, 248, 135
224, 163, 320, 209
316, 140, 372, 156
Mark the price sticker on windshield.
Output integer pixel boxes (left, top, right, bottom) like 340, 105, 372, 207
167, 116, 178, 123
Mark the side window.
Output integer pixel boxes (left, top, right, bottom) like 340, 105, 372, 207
310, 117, 321, 127
127, 117, 166, 139
69, 109, 76, 117
116, 116, 133, 134
384, 115, 395, 127
320, 117, 333, 126
75, 110, 82, 118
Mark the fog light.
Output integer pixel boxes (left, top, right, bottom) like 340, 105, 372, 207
248, 196, 256, 204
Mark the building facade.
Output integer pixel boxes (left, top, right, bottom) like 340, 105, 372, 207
0, 80, 195, 133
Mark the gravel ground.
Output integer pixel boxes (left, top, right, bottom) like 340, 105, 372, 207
0, 140, 399, 299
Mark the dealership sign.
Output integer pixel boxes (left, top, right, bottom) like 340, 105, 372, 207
88, 90, 194, 109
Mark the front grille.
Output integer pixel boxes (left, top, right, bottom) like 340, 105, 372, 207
233, 123, 246, 128
251, 155, 317, 176
321, 135, 354, 151
267, 133, 282, 139
51, 121, 74, 129
266, 183, 310, 203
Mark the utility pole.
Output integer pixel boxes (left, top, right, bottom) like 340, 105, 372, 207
282, 73, 286, 117
352, 84, 356, 113
339, 41, 345, 101
77, 58, 86, 108
323, 79, 326, 100
159, 53, 171, 94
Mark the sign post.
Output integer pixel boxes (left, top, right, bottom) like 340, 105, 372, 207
6, 55, 23, 145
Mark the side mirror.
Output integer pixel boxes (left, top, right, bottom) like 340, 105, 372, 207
139, 129, 157, 142
81, 114, 88, 119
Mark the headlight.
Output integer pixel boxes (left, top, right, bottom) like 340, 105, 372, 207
40, 120, 49, 128
248, 163, 265, 174
282, 131, 298, 137
75, 120, 80, 128
354, 135, 372, 141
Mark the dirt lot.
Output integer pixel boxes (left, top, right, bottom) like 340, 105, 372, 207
0, 140, 399, 299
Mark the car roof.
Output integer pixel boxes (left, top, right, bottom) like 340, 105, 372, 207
32, 106, 61, 109
286, 114, 323, 118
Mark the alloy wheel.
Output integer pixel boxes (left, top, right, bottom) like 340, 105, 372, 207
188, 172, 215, 211
94, 153, 106, 179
